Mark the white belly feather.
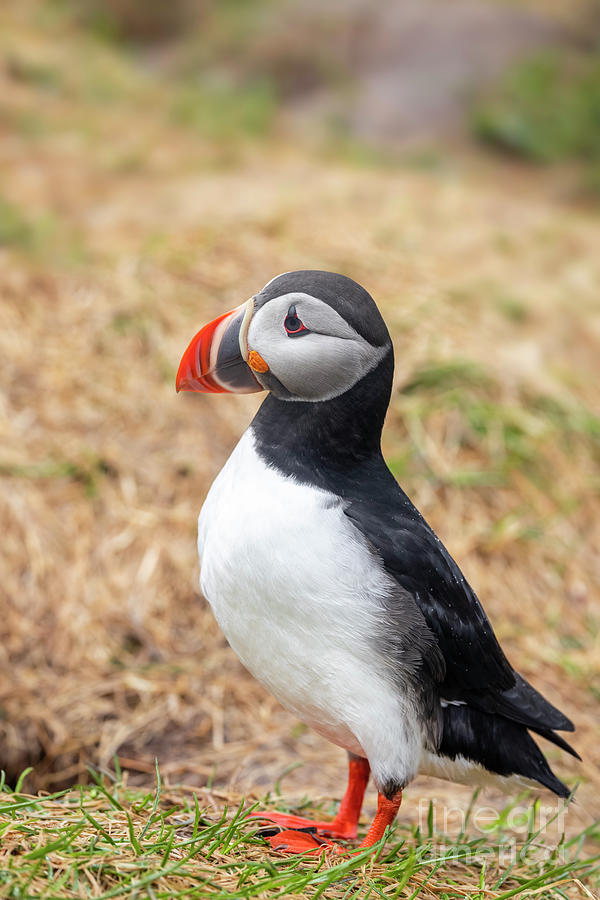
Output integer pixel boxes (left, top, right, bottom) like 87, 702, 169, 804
198, 430, 424, 789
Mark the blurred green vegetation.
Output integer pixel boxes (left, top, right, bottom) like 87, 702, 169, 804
50, 0, 199, 43
0, 197, 37, 249
42, 0, 284, 141
474, 51, 600, 190
0, 196, 88, 264
389, 358, 600, 498
171, 77, 277, 139
39, 0, 600, 198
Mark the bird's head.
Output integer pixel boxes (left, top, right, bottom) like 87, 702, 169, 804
176, 270, 391, 402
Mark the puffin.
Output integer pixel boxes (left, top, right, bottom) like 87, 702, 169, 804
176, 270, 578, 855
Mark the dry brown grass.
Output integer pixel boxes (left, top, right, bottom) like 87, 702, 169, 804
0, 0, 598, 865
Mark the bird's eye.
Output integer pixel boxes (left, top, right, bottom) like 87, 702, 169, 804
284, 305, 309, 338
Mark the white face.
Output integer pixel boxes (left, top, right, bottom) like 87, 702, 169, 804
247, 292, 388, 402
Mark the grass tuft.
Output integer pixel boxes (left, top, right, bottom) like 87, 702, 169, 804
1, 769, 598, 898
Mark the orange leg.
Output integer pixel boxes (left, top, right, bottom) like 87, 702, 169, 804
267, 786, 403, 856
327, 755, 371, 838
356, 789, 403, 848
250, 755, 370, 841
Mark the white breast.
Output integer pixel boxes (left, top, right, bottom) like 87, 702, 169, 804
198, 429, 425, 790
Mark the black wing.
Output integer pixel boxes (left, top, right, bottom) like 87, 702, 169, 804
343, 465, 576, 743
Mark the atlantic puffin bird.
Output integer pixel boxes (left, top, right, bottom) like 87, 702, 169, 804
176, 271, 578, 855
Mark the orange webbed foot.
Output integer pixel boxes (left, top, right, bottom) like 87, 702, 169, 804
267, 828, 345, 855
260, 787, 403, 857
248, 810, 357, 840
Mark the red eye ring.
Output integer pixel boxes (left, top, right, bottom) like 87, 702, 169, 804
284, 305, 309, 337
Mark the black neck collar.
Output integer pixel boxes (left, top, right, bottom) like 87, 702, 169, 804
250, 349, 394, 491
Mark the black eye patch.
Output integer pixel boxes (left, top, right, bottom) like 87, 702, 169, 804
284, 305, 309, 338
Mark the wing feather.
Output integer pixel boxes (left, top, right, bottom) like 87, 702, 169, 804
344, 467, 574, 742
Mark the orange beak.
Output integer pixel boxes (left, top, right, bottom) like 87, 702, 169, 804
176, 300, 263, 394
